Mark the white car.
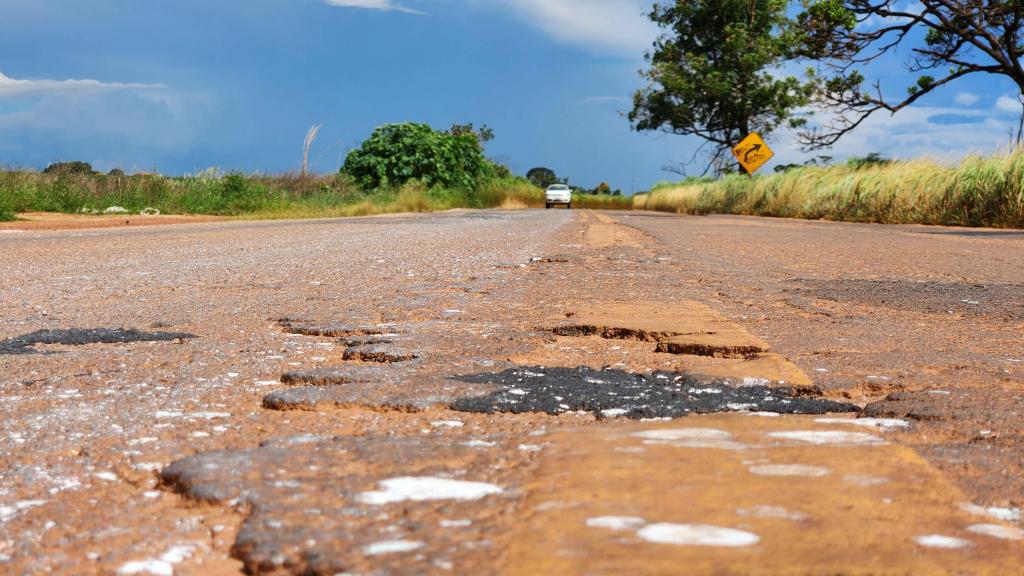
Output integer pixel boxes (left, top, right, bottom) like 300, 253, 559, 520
545, 184, 572, 209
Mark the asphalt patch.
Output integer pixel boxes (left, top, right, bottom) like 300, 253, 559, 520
451, 366, 856, 419
0, 327, 195, 355
788, 278, 1024, 321
864, 389, 1024, 432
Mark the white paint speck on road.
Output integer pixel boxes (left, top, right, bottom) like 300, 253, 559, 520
915, 535, 971, 549
585, 516, 647, 531
633, 428, 747, 450
357, 477, 503, 505
736, 505, 807, 521
967, 524, 1024, 541
637, 523, 760, 547
361, 540, 424, 556
430, 420, 464, 428
768, 431, 884, 446
748, 464, 830, 477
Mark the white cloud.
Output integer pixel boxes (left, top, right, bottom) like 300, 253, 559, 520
323, 0, 425, 14
0, 89, 209, 171
995, 94, 1022, 115
497, 0, 658, 56
954, 92, 979, 106
770, 104, 1015, 169
0, 71, 162, 98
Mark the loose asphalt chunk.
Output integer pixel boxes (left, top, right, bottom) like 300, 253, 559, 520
0, 327, 195, 355
160, 434, 521, 575
451, 366, 856, 419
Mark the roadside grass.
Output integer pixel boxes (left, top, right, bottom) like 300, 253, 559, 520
634, 152, 1024, 228
0, 170, 546, 219
572, 193, 633, 210
0, 191, 13, 221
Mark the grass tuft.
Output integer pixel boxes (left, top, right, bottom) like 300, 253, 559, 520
572, 193, 633, 210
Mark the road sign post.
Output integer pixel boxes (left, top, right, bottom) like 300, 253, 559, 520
732, 133, 774, 175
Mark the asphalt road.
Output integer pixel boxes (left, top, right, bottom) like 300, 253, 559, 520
1, 210, 1022, 574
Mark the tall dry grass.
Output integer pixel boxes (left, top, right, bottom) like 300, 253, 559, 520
634, 152, 1024, 228
301, 124, 322, 177
572, 193, 633, 210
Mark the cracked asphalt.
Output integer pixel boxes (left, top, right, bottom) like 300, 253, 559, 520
2, 210, 1023, 574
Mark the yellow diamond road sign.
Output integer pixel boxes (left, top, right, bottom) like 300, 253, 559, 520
732, 133, 774, 175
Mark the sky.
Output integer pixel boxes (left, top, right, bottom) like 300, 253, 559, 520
1, 0, 1023, 190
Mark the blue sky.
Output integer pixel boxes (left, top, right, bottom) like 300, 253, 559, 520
1, 0, 1022, 190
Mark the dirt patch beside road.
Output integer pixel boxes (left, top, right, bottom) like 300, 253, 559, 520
0, 212, 226, 231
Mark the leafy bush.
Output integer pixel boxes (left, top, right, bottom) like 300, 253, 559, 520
43, 161, 96, 175
342, 123, 493, 191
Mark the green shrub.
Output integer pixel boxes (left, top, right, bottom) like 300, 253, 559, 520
43, 161, 96, 175
341, 123, 492, 191
847, 153, 891, 169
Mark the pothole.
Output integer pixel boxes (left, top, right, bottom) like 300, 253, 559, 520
276, 319, 417, 364
158, 434, 518, 575
0, 327, 196, 355
451, 366, 856, 419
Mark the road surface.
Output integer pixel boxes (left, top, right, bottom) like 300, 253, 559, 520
1, 210, 1022, 574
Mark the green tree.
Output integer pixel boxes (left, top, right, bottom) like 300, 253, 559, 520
342, 123, 492, 190
797, 1, 1024, 146
526, 167, 561, 188
43, 161, 96, 175
447, 123, 495, 147
629, 0, 812, 174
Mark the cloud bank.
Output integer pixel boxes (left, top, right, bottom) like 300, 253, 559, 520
497, 0, 657, 56
0, 71, 162, 98
323, 0, 425, 15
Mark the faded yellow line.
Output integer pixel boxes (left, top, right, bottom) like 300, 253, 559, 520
508, 415, 1023, 575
